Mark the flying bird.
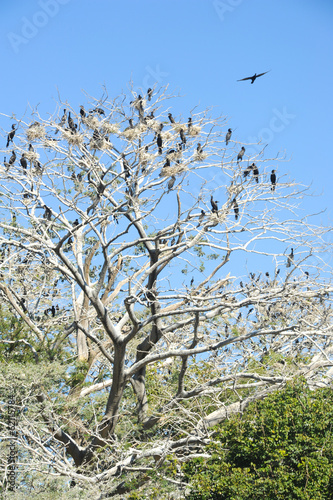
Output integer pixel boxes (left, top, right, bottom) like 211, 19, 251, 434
225, 128, 232, 145
270, 170, 276, 191
237, 71, 270, 84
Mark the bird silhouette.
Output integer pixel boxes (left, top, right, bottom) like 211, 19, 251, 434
20, 154, 27, 172
147, 88, 153, 101
233, 199, 239, 220
188, 117, 192, 130
197, 143, 203, 154
6, 124, 16, 148
270, 170, 276, 191
168, 113, 175, 124
157, 133, 163, 154
79, 105, 86, 118
210, 195, 218, 213
237, 71, 270, 84
252, 163, 259, 183
179, 129, 186, 149
167, 176, 176, 192
286, 248, 294, 268
55, 109, 67, 134
237, 147, 245, 162
8, 150, 16, 166
225, 128, 232, 145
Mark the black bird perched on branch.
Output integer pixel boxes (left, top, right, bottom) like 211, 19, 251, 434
237, 71, 270, 84
147, 88, 153, 101
286, 248, 294, 268
243, 164, 252, 178
79, 105, 86, 118
188, 117, 192, 131
68, 112, 75, 132
233, 199, 239, 220
20, 154, 27, 172
29, 143, 34, 152
168, 113, 175, 124
270, 170, 276, 191
93, 107, 105, 115
210, 195, 218, 213
225, 128, 232, 145
163, 158, 171, 169
237, 147, 245, 162
197, 143, 203, 154
6, 124, 16, 148
72, 219, 79, 228
252, 164, 259, 183
55, 109, 67, 134
167, 176, 176, 192
43, 205, 52, 221
8, 150, 16, 166
179, 129, 186, 149
157, 133, 163, 154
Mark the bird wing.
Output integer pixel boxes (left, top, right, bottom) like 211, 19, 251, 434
237, 75, 254, 81
256, 70, 270, 78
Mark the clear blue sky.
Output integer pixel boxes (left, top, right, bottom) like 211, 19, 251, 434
1, 0, 333, 240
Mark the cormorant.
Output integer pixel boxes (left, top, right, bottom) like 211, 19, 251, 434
93, 107, 105, 115
225, 128, 232, 145
147, 88, 153, 101
210, 195, 218, 213
55, 109, 67, 134
168, 113, 175, 124
157, 133, 163, 154
68, 112, 75, 131
6, 124, 16, 148
72, 219, 79, 228
237, 147, 245, 162
128, 118, 134, 129
243, 165, 252, 178
188, 117, 192, 130
167, 176, 176, 192
8, 151, 16, 166
80, 105, 86, 118
163, 158, 171, 169
270, 170, 276, 191
252, 163, 259, 183
20, 154, 27, 172
43, 206, 52, 221
286, 248, 294, 268
233, 199, 239, 220
237, 71, 270, 84
190, 277, 194, 286
197, 143, 203, 154
28, 143, 34, 152
179, 129, 186, 149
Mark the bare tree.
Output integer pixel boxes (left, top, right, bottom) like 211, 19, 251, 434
0, 84, 332, 496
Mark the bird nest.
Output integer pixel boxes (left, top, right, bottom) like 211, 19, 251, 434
161, 131, 173, 141
194, 152, 208, 161
25, 151, 40, 163
122, 124, 147, 140
62, 130, 84, 146
89, 139, 113, 150
44, 139, 59, 150
139, 152, 151, 166
170, 123, 185, 133
84, 116, 100, 129
188, 125, 201, 136
26, 124, 46, 141
160, 163, 187, 177
101, 122, 120, 135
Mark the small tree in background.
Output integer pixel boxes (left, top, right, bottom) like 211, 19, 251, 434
0, 84, 332, 497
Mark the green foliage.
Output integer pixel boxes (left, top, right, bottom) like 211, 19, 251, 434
183, 380, 333, 499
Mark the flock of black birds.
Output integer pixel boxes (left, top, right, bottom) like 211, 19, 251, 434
3, 85, 278, 235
